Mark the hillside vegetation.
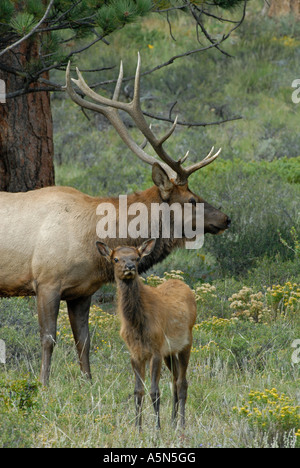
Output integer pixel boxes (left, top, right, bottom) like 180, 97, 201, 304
0, 0, 299, 448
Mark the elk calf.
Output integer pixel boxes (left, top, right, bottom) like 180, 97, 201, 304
96, 239, 196, 430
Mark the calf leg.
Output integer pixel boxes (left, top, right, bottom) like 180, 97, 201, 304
37, 287, 61, 386
131, 358, 146, 431
164, 354, 179, 425
150, 355, 162, 429
177, 345, 192, 428
67, 296, 92, 380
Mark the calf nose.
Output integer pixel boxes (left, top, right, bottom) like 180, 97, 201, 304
227, 217, 231, 227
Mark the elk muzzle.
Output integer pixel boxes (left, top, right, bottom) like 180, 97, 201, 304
122, 262, 137, 279
204, 202, 231, 235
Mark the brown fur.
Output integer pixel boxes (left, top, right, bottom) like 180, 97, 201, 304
96, 240, 197, 429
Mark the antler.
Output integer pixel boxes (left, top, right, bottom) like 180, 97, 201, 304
65, 53, 221, 185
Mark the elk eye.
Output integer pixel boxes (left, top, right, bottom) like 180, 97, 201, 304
189, 197, 196, 206
114, 258, 119, 263
136, 257, 140, 262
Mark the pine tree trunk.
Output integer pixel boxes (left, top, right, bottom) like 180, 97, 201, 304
268, 0, 300, 18
0, 40, 54, 192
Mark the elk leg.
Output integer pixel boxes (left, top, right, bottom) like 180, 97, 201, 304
37, 287, 61, 386
177, 345, 191, 428
67, 296, 92, 380
131, 357, 146, 431
164, 354, 179, 425
150, 355, 162, 429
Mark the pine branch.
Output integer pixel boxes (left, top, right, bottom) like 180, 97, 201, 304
0, 0, 248, 100
0, 0, 55, 58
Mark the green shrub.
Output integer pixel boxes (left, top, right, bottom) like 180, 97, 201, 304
0, 376, 40, 412
190, 160, 300, 276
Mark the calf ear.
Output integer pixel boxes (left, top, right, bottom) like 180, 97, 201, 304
152, 163, 174, 200
96, 241, 112, 260
137, 238, 156, 258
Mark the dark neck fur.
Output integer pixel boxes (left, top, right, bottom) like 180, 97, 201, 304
138, 237, 179, 274
117, 277, 147, 336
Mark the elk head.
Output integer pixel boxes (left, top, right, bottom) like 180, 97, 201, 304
65, 53, 231, 236
96, 239, 156, 281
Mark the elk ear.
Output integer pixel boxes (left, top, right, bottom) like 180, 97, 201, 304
152, 163, 174, 200
137, 238, 156, 258
96, 241, 112, 261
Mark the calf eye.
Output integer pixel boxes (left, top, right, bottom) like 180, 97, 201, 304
114, 258, 119, 263
189, 197, 196, 206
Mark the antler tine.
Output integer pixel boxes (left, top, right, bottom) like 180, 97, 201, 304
72, 65, 129, 112
157, 115, 179, 146
179, 150, 189, 165
113, 60, 123, 101
65, 61, 109, 115
183, 147, 222, 178
204, 147, 222, 164
204, 146, 215, 160
132, 51, 142, 109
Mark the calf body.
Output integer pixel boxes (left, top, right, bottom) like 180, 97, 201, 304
96, 239, 196, 429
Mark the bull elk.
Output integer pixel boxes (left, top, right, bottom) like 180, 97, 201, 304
96, 238, 196, 430
0, 54, 230, 385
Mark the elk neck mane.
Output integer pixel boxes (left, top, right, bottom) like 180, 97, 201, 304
116, 277, 147, 341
